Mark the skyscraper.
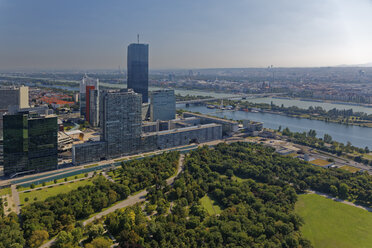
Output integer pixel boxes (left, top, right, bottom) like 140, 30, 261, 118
3, 111, 58, 176
80, 75, 99, 118
127, 43, 149, 103
101, 89, 142, 157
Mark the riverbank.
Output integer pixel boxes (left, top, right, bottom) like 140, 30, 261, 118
206, 99, 372, 128
178, 104, 372, 148
259, 109, 372, 128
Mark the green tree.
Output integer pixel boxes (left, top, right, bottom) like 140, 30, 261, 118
323, 134, 333, 143
28, 230, 49, 248
329, 185, 338, 196
339, 183, 349, 199
85, 237, 112, 248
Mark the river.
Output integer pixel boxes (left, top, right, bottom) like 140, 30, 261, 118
177, 104, 372, 148
246, 97, 372, 115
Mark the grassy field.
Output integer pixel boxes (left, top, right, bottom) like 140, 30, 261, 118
0, 187, 11, 196
200, 195, 222, 215
20, 179, 93, 205
340, 165, 361, 173
295, 194, 372, 248
84, 163, 99, 168
17, 173, 89, 191
310, 159, 332, 167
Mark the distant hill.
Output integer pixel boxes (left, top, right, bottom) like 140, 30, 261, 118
337, 62, 372, 67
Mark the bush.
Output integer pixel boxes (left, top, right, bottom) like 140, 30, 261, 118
25, 197, 29, 202
42, 182, 46, 187
30, 184, 35, 189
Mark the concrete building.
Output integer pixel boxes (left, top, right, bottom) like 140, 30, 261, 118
72, 141, 106, 165
127, 43, 149, 103
243, 120, 263, 136
154, 123, 222, 150
243, 120, 263, 131
101, 89, 142, 157
150, 89, 176, 121
142, 103, 150, 121
0, 86, 29, 110
3, 111, 58, 176
183, 112, 238, 135
89, 89, 99, 127
73, 89, 142, 165
80, 75, 99, 118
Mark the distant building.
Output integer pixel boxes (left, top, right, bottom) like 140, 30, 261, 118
0, 86, 29, 110
150, 89, 176, 121
243, 120, 263, 136
3, 111, 58, 176
127, 43, 149, 103
80, 75, 99, 118
183, 112, 238, 135
89, 89, 99, 127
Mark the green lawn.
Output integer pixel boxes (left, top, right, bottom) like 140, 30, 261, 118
0, 187, 11, 197
17, 173, 89, 191
20, 179, 93, 205
200, 195, 222, 215
340, 165, 361, 173
84, 163, 99, 168
295, 194, 372, 248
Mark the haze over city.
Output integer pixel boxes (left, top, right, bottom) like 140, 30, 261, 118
1, 0, 372, 70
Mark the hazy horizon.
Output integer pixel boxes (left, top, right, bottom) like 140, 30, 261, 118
1, 0, 372, 70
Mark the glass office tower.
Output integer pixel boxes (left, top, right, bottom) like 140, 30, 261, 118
127, 43, 149, 103
3, 111, 58, 176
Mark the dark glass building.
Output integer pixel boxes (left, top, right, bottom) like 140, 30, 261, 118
127, 43, 149, 103
3, 111, 58, 176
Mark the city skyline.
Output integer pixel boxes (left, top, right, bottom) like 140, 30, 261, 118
1, 0, 372, 70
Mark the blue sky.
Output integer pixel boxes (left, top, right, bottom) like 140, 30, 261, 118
1, 0, 372, 70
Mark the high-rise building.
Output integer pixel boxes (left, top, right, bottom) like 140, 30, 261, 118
101, 89, 142, 157
89, 89, 99, 127
127, 43, 149, 103
80, 75, 99, 118
0, 86, 29, 110
150, 89, 176, 121
3, 111, 58, 176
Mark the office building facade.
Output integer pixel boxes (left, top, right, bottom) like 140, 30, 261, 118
150, 89, 176, 121
101, 89, 142, 157
0, 86, 29, 110
127, 43, 149, 103
3, 111, 58, 176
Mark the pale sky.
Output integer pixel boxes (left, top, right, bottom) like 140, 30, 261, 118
0, 0, 372, 70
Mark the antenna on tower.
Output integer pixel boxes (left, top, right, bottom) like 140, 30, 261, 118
137, 34, 139, 44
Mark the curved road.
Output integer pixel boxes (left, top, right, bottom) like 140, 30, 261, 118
40, 154, 184, 248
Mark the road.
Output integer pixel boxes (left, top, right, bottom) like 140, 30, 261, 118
11, 184, 20, 214
41, 154, 184, 248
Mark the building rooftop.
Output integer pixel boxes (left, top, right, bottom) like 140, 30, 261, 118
142, 123, 221, 136
183, 112, 238, 124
